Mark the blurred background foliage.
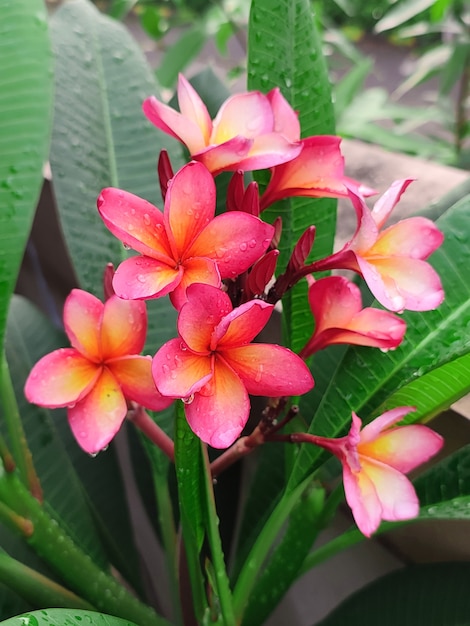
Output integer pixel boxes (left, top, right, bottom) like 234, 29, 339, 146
46, 0, 470, 167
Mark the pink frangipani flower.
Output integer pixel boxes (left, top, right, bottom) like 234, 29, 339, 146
312, 179, 445, 312
296, 407, 443, 536
152, 283, 314, 448
98, 161, 274, 310
24, 289, 172, 454
142, 74, 302, 175
300, 275, 406, 357
259, 136, 376, 211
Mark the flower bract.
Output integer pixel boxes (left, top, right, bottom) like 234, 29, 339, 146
98, 161, 275, 309
152, 283, 314, 448
24, 289, 172, 454
143, 74, 302, 175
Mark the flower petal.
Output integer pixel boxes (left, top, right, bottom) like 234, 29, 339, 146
308, 276, 361, 332
108, 355, 173, 411
267, 87, 300, 142
260, 136, 347, 209
233, 133, 302, 172
165, 162, 216, 257
371, 179, 414, 229
211, 91, 274, 143
185, 357, 249, 448
359, 457, 420, 523
177, 74, 212, 145
101, 296, 147, 358
187, 212, 274, 279
170, 256, 221, 310
194, 137, 253, 175
342, 462, 382, 538
113, 256, 182, 301
64, 290, 103, 362
360, 406, 414, 442
221, 344, 314, 396
358, 256, 444, 312
178, 283, 232, 353
68, 368, 127, 454
97, 188, 174, 262
214, 299, 273, 348
152, 338, 213, 398
25, 349, 101, 408
371, 217, 444, 260
360, 424, 443, 473
142, 95, 206, 154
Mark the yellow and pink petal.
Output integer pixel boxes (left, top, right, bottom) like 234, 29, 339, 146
152, 338, 213, 398
107, 356, 173, 412
64, 290, 103, 362
177, 74, 212, 145
214, 299, 273, 349
184, 357, 250, 448
164, 162, 216, 257
67, 367, 128, 454
101, 296, 147, 359
142, 95, 207, 154
25, 348, 101, 408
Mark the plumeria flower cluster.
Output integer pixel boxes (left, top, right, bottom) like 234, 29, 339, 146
26, 76, 445, 536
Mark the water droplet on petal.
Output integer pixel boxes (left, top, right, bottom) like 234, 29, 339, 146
182, 394, 194, 405
239, 242, 248, 252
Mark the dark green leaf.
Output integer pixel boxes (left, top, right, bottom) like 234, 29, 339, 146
49, 0, 183, 299
247, 0, 336, 352
0, 0, 53, 351
440, 43, 470, 97
316, 563, 470, 626
375, 0, 438, 33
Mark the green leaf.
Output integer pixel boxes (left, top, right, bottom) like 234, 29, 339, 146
375, 0, 438, 33
439, 42, 470, 97
247, 0, 336, 352
174, 403, 208, 620
155, 25, 207, 89
377, 352, 470, 422
108, 0, 138, 20
333, 57, 374, 119
0, 609, 139, 626
49, 0, 183, 299
316, 562, 470, 626
0, 0, 53, 351
291, 193, 470, 490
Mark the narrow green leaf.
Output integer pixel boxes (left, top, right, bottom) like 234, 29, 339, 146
49, 0, 183, 299
247, 0, 336, 351
155, 25, 206, 89
334, 57, 374, 119
290, 193, 470, 490
174, 403, 208, 620
375, 0, 437, 33
377, 352, 470, 422
439, 42, 470, 97
0, 0, 53, 351
0, 609, 139, 626
316, 563, 470, 626
108, 0, 138, 20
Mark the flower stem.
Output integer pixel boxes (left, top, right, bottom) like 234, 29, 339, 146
0, 548, 95, 611
0, 350, 42, 501
129, 404, 175, 462
0, 464, 171, 626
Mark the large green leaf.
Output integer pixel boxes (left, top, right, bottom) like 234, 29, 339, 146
0, 609, 138, 626
316, 562, 470, 626
49, 0, 183, 299
290, 193, 470, 489
0, 0, 53, 351
247, 0, 336, 352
